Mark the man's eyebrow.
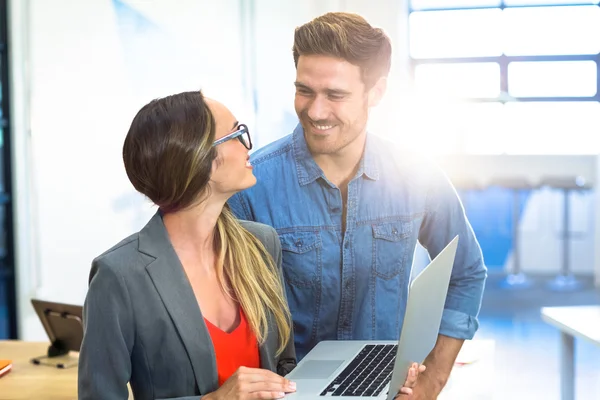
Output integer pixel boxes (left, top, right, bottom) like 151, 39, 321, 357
326, 88, 351, 96
294, 82, 350, 95
294, 82, 312, 90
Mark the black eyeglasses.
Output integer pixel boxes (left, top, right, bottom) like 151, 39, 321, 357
212, 124, 252, 150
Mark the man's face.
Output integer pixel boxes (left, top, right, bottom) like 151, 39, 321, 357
294, 54, 381, 156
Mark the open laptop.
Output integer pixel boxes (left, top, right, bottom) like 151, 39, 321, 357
285, 235, 459, 399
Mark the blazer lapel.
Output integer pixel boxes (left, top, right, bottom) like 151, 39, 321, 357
138, 212, 218, 395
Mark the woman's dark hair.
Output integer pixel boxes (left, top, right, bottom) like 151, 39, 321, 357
123, 90, 217, 212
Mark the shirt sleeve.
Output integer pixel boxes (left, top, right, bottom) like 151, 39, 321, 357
418, 165, 488, 340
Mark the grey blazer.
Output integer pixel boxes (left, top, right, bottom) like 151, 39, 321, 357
78, 211, 296, 400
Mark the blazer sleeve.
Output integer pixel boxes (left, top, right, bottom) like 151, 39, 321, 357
269, 228, 297, 376
78, 259, 135, 400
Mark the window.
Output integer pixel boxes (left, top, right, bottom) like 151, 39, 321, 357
408, 1, 600, 155
409, 9, 503, 58
415, 62, 501, 98
508, 61, 597, 97
404, 102, 506, 155
502, 102, 600, 154
503, 6, 600, 56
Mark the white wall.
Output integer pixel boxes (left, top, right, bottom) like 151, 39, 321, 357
12, 0, 411, 341
251, 0, 323, 147
12, 0, 252, 340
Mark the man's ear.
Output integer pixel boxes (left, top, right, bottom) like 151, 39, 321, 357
368, 77, 388, 108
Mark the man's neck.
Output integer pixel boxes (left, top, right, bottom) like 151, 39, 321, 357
312, 132, 367, 188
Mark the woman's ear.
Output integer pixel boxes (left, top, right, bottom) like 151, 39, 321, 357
211, 152, 223, 175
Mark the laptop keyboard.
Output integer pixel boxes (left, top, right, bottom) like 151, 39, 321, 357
319, 344, 397, 397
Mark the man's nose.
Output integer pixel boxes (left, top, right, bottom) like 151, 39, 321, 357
306, 96, 330, 122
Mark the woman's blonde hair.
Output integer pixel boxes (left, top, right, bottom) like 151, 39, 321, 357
216, 207, 291, 354
122, 90, 291, 354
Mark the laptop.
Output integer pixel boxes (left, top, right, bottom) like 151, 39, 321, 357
285, 235, 459, 399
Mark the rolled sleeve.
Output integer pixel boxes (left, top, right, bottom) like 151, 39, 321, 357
439, 305, 480, 339
419, 166, 487, 340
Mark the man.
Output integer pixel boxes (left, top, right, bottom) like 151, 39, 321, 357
228, 12, 487, 399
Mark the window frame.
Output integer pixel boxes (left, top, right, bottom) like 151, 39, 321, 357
408, 2, 600, 104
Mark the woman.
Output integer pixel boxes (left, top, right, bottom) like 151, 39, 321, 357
78, 90, 297, 399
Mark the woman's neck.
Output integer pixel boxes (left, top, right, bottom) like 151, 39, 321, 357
162, 197, 226, 274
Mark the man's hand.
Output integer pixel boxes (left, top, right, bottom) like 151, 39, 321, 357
396, 370, 436, 399
394, 363, 426, 398
398, 334, 464, 399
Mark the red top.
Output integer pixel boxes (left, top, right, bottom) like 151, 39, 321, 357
205, 308, 261, 386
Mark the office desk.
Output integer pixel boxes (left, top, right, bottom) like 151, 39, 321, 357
541, 305, 600, 400
0, 340, 494, 399
0, 341, 78, 399
0, 341, 133, 400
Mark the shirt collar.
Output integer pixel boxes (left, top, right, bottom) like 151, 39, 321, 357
292, 124, 323, 186
357, 132, 380, 181
292, 123, 380, 186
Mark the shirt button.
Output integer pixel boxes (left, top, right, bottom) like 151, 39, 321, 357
295, 239, 303, 248
392, 228, 398, 235
344, 241, 349, 249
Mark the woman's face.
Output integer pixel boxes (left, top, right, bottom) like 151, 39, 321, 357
207, 98, 256, 197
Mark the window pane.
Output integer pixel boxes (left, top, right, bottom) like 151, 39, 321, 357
398, 101, 504, 155
502, 102, 600, 154
429, 102, 600, 155
508, 61, 598, 97
459, 103, 506, 154
411, 0, 501, 10
503, 6, 600, 55
409, 9, 502, 58
415, 63, 501, 98
505, 0, 598, 5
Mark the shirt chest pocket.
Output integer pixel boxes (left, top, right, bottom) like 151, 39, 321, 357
279, 231, 322, 287
372, 221, 413, 280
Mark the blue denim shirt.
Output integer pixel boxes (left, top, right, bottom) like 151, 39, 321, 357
228, 124, 487, 360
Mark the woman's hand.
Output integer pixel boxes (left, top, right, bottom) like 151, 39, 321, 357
205, 366, 297, 400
